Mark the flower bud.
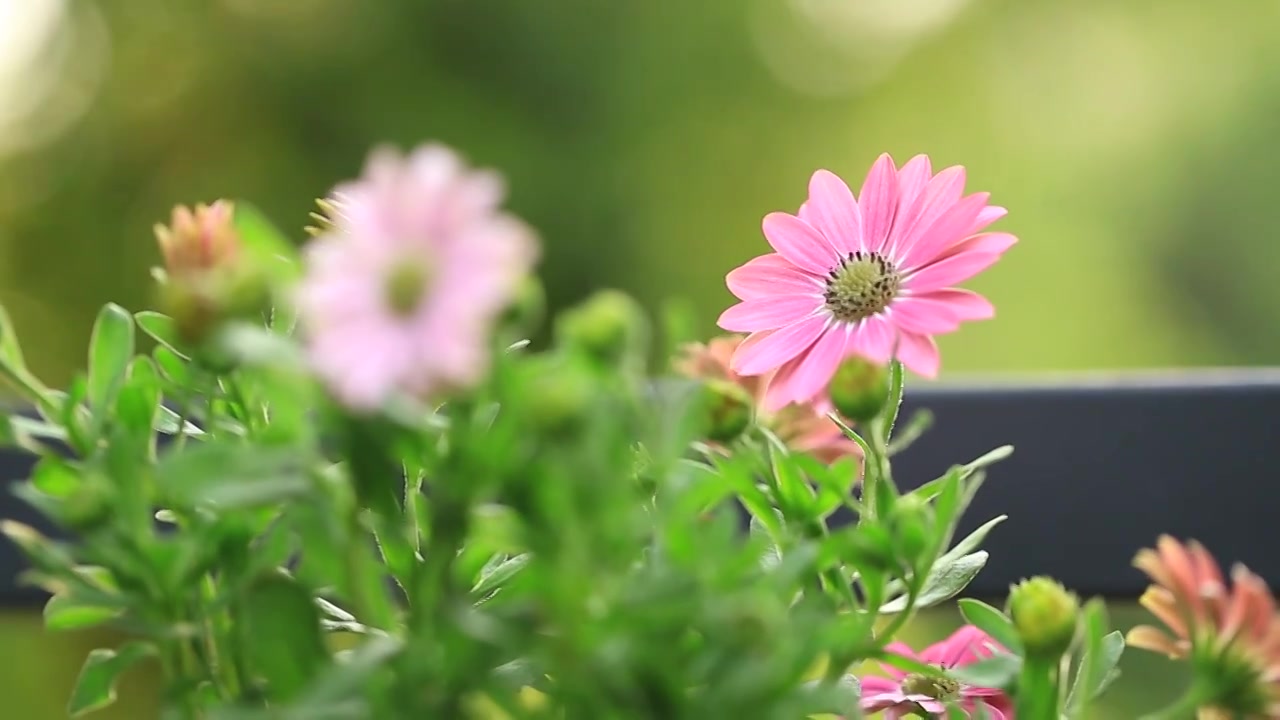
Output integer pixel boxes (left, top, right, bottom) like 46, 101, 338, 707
1008, 576, 1080, 659
555, 290, 646, 365
888, 495, 934, 567
153, 201, 270, 345
155, 201, 241, 279
502, 277, 546, 337
522, 358, 595, 435
828, 355, 888, 423
700, 380, 753, 444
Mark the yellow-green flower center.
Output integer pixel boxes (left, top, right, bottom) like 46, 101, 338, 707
901, 673, 961, 702
823, 251, 901, 323
385, 260, 431, 317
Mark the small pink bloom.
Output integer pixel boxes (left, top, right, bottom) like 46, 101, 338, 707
860, 626, 1015, 719
296, 144, 538, 410
674, 335, 860, 464
718, 155, 1014, 410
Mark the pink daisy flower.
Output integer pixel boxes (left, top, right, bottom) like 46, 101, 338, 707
296, 143, 538, 410
717, 154, 1015, 410
861, 626, 1015, 719
673, 334, 861, 464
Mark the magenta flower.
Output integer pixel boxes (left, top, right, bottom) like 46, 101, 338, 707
717, 155, 1014, 410
861, 626, 1015, 719
296, 144, 538, 410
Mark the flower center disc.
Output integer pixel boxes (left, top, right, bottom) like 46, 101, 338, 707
901, 673, 961, 702
823, 251, 901, 323
385, 260, 431, 317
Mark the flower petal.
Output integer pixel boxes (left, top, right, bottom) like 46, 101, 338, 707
858, 154, 899, 253
936, 231, 1019, 263
848, 315, 897, 364
896, 330, 941, 378
887, 165, 966, 262
718, 296, 821, 332
898, 192, 991, 270
880, 155, 931, 256
806, 169, 864, 254
730, 316, 829, 376
763, 323, 850, 410
726, 253, 826, 300
903, 250, 1005, 292
889, 289, 994, 334
762, 212, 838, 274
968, 205, 1007, 235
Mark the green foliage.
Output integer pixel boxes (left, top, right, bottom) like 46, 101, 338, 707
0, 195, 1171, 720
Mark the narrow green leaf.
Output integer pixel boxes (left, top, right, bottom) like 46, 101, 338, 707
960, 445, 1014, 479
472, 553, 531, 599
879, 360, 905, 441
940, 515, 1008, 566
886, 408, 933, 456
116, 357, 161, 439
87, 304, 135, 415
152, 345, 189, 384
44, 593, 123, 631
958, 598, 1024, 655
67, 641, 155, 716
1065, 600, 1115, 715
0, 304, 54, 410
133, 311, 187, 357
947, 652, 1022, 689
880, 551, 989, 613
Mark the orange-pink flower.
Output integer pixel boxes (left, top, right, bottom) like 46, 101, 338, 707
674, 335, 860, 464
1129, 536, 1280, 718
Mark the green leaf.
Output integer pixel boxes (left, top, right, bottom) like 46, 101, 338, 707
116, 357, 161, 439
67, 641, 155, 716
0, 304, 53, 411
958, 598, 1024, 656
472, 553, 531, 599
232, 202, 301, 279
960, 445, 1014, 479
238, 572, 328, 701
298, 634, 404, 706
880, 550, 989, 613
1066, 614, 1125, 713
133, 311, 186, 357
154, 406, 204, 436
157, 442, 311, 509
886, 408, 933, 456
44, 593, 123, 631
940, 515, 1007, 566
948, 652, 1022, 689
879, 359, 905, 441
152, 345, 190, 384
32, 455, 81, 498
87, 304, 136, 415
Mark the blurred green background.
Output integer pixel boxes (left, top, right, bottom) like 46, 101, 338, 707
1, 0, 1275, 716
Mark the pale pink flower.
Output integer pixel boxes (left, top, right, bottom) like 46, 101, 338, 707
296, 144, 538, 410
717, 155, 1014, 410
861, 626, 1015, 719
673, 334, 860, 464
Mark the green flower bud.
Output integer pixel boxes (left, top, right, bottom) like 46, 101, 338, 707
700, 380, 753, 444
841, 522, 898, 574
62, 478, 113, 532
828, 355, 889, 423
1008, 576, 1080, 659
502, 277, 546, 336
555, 290, 646, 365
888, 495, 934, 567
522, 358, 595, 434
